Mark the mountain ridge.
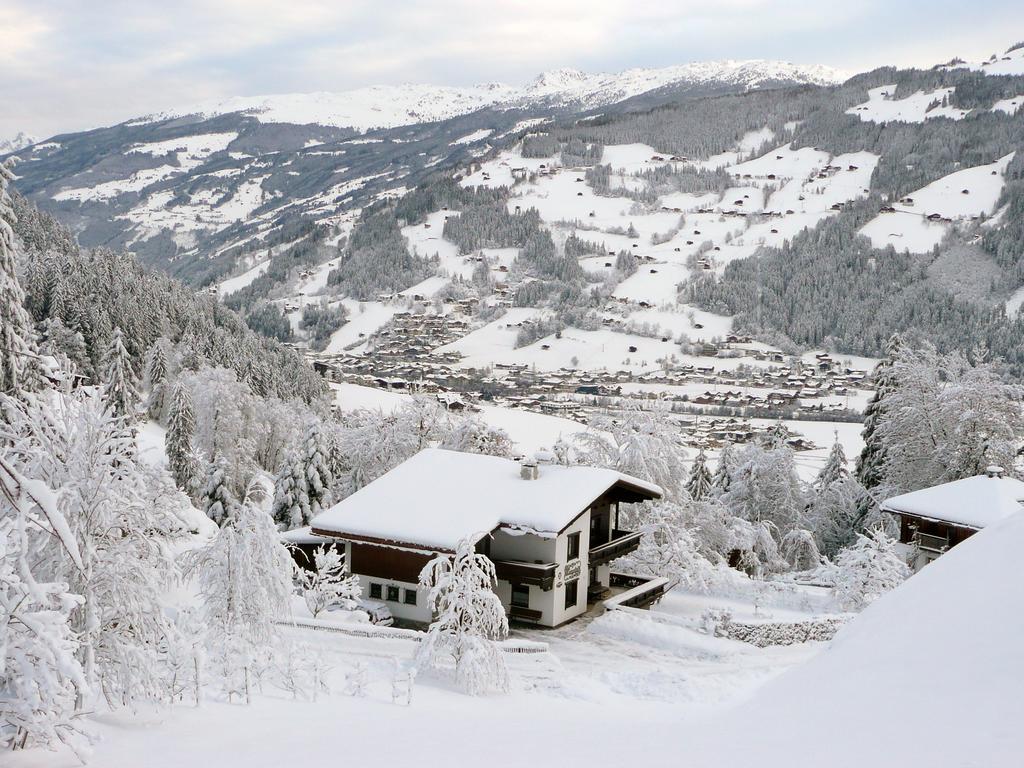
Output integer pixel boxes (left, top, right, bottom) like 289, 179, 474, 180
140, 59, 844, 132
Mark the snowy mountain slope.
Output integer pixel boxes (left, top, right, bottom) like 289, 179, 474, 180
678, 508, 1024, 768
859, 152, 1014, 252
8, 60, 837, 287
0, 131, 37, 155
147, 60, 842, 132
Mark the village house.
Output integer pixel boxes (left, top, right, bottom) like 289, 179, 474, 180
881, 466, 1024, 571
310, 448, 664, 627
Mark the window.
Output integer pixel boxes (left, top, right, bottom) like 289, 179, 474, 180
369, 583, 382, 600
386, 585, 400, 603
564, 579, 579, 611
403, 589, 417, 606
511, 584, 530, 608
567, 532, 580, 560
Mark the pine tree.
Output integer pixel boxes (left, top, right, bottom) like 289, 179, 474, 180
856, 333, 902, 489
102, 327, 139, 420
302, 422, 334, 519
166, 383, 198, 492
202, 458, 239, 527
685, 447, 714, 500
144, 339, 169, 420
416, 535, 509, 695
271, 448, 310, 531
815, 434, 849, 492
0, 158, 43, 396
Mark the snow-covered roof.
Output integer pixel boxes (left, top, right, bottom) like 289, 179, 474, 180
311, 448, 662, 551
881, 473, 1024, 529
280, 526, 330, 545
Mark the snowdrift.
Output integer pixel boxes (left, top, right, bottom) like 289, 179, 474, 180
684, 510, 1024, 767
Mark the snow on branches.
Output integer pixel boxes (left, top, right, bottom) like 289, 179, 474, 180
832, 528, 910, 611
299, 545, 361, 618
416, 535, 509, 695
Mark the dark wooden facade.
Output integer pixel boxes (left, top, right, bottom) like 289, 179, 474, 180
349, 542, 433, 583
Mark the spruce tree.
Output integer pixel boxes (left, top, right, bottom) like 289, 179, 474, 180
685, 447, 713, 500
144, 339, 169, 420
166, 383, 198, 492
302, 422, 334, 518
856, 333, 902, 489
271, 449, 309, 531
202, 458, 239, 527
102, 327, 139, 420
711, 442, 734, 493
0, 158, 43, 396
815, 434, 850, 492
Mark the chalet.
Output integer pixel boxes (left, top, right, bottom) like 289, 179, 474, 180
310, 449, 664, 627
881, 467, 1024, 571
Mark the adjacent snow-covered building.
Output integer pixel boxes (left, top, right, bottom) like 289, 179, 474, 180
311, 448, 663, 627
881, 466, 1024, 570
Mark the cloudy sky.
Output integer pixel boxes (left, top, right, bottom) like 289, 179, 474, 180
2, 0, 1022, 139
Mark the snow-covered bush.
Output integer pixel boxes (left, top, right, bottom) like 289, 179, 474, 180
832, 528, 910, 611
299, 545, 361, 618
416, 535, 509, 695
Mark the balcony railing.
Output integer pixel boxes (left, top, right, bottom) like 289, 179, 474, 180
605, 572, 670, 610
494, 559, 557, 591
915, 532, 950, 554
589, 529, 642, 567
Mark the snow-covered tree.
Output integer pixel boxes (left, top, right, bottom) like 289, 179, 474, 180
721, 442, 807, 535
202, 458, 239, 527
685, 448, 713, 500
575, 403, 688, 501
832, 527, 910, 611
875, 344, 1024, 494
856, 333, 902, 489
780, 528, 822, 571
183, 478, 295, 703
808, 475, 868, 559
624, 500, 717, 591
143, 338, 170, 420
299, 545, 361, 618
101, 327, 139, 421
0, 451, 88, 757
711, 442, 734, 494
271, 448, 309, 531
2, 386, 181, 710
815, 434, 849, 492
302, 422, 333, 519
416, 535, 509, 695
0, 158, 43, 397
166, 382, 198, 493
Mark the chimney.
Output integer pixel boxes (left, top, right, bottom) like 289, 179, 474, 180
985, 465, 1005, 479
520, 460, 538, 481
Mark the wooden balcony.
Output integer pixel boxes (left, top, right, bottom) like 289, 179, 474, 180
494, 559, 557, 591
589, 529, 642, 567
915, 532, 950, 554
